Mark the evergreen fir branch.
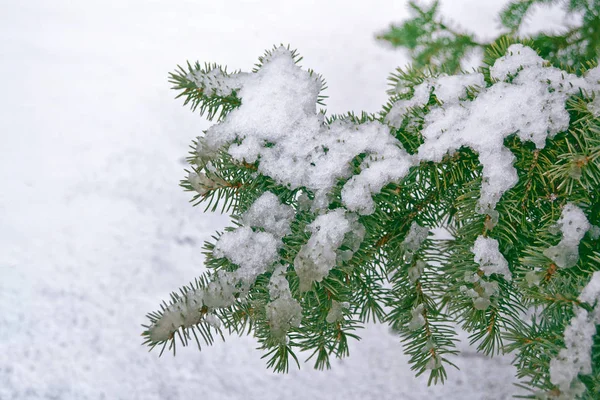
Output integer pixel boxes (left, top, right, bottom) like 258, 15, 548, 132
377, 1, 483, 73
499, 0, 558, 32
384, 0, 600, 73
169, 62, 242, 121
386, 253, 460, 383
349, 263, 387, 323
504, 315, 565, 392
141, 274, 226, 356
291, 292, 363, 370
261, 344, 301, 373
144, 9, 600, 395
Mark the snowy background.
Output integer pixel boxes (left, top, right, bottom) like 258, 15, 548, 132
0, 1, 567, 399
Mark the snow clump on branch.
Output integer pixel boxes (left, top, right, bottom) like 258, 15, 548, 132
146, 192, 294, 343
549, 271, 600, 397
543, 203, 591, 269
294, 209, 362, 292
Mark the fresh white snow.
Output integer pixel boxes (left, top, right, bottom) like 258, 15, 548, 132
202, 47, 414, 215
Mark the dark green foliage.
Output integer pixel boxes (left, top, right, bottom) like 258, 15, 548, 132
379, 0, 600, 72
377, 1, 481, 74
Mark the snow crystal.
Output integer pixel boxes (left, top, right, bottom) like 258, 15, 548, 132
480, 280, 499, 298
326, 300, 349, 324
484, 209, 500, 230
464, 272, 480, 283
146, 269, 234, 342
241, 192, 295, 238
337, 214, 366, 263
567, 155, 588, 179
385, 72, 484, 125
294, 209, 355, 292
426, 357, 442, 370
204, 313, 222, 329
524, 270, 542, 287
461, 275, 499, 311
489, 45, 544, 82
585, 65, 600, 86
296, 191, 312, 211
401, 222, 429, 263
579, 271, 600, 321
460, 285, 479, 298
472, 235, 512, 280
200, 47, 413, 215
267, 266, 291, 299
590, 225, 600, 240
266, 266, 302, 341
474, 280, 499, 310
473, 297, 491, 311
147, 295, 204, 342
195, 136, 218, 165
385, 80, 433, 124
543, 203, 590, 268
341, 142, 413, 215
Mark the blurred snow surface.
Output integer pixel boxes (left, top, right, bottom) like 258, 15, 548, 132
0, 1, 565, 399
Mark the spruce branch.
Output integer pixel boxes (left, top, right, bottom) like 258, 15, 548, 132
144, 3, 600, 396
